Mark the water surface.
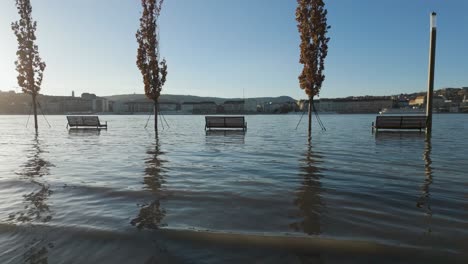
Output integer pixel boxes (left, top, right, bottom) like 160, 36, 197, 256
0, 114, 467, 263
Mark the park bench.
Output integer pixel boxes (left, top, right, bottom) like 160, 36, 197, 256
67, 116, 107, 129
372, 115, 426, 132
205, 116, 247, 131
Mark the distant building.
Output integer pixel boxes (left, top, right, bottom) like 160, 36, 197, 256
316, 97, 394, 113
449, 105, 460, 113
462, 87, 468, 96
460, 96, 468, 113
181, 102, 195, 113
92, 97, 109, 112
216, 104, 225, 113
114, 100, 178, 113
39, 97, 62, 114
63, 97, 93, 113
112, 101, 128, 113
297, 99, 322, 112
223, 100, 244, 113
81, 93, 97, 100
408, 95, 444, 110
36, 95, 94, 114
125, 100, 153, 113
433, 96, 445, 109
79, 93, 109, 112
243, 100, 258, 112
263, 102, 283, 113
0, 91, 30, 114
397, 100, 409, 108
159, 101, 178, 112
193, 101, 217, 114
409, 96, 426, 106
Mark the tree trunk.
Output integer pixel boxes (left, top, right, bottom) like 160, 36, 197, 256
308, 97, 312, 139
154, 99, 158, 132
32, 93, 38, 131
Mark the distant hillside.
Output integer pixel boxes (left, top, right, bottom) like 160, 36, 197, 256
103, 94, 297, 104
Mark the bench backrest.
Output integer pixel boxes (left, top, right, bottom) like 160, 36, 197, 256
206, 117, 226, 127
376, 116, 426, 129
224, 117, 245, 127
83, 116, 100, 126
67, 116, 100, 126
67, 116, 83, 126
206, 116, 245, 127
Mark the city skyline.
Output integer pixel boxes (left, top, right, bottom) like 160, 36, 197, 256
1, 0, 468, 99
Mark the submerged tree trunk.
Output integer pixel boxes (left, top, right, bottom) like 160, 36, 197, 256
308, 97, 313, 138
154, 99, 158, 132
32, 93, 38, 131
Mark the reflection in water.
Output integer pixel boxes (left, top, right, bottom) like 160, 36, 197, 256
290, 142, 324, 235
68, 128, 101, 136
9, 134, 54, 263
10, 134, 53, 223
417, 135, 433, 227
131, 137, 167, 229
24, 247, 48, 264
23, 238, 53, 264
374, 132, 433, 232
374, 131, 426, 141
205, 130, 245, 144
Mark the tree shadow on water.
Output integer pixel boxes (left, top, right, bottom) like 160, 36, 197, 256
288, 142, 326, 263
23, 237, 53, 264
290, 142, 325, 236
10, 133, 53, 223
131, 136, 167, 229
8, 133, 54, 264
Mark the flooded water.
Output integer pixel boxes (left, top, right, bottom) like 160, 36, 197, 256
0, 114, 467, 263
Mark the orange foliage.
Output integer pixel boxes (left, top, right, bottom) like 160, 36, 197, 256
296, 0, 330, 99
136, 0, 168, 102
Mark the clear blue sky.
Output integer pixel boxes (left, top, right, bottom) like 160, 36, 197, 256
1, 0, 467, 99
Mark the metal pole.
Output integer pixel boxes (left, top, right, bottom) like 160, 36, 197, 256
154, 100, 159, 132
308, 97, 312, 139
426, 12, 437, 135
32, 93, 38, 131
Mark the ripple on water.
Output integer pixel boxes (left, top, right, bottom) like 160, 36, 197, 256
0, 114, 467, 263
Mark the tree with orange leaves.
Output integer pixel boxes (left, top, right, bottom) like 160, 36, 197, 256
136, 0, 168, 132
296, 0, 330, 138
